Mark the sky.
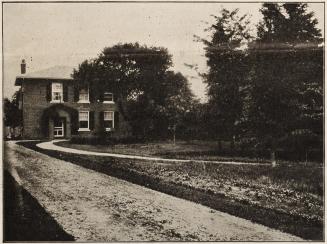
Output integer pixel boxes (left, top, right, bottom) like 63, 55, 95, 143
3, 2, 324, 101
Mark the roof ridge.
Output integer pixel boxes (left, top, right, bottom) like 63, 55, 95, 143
15, 65, 75, 85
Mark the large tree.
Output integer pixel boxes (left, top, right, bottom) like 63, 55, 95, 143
201, 9, 252, 147
161, 71, 195, 142
4, 89, 22, 127
248, 3, 323, 158
73, 43, 195, 139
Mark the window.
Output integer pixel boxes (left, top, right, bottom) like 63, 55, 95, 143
79, 87, 89, 103
104, 111, 114, 131
78, 111, 89, 131
103, 92, 114, 103
53, 119, 64, 137
52, 82, 63, 102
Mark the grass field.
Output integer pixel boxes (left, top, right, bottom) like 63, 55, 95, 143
56, 140, 270, 163
57, 140, 226, 156
19, 141, 324, 240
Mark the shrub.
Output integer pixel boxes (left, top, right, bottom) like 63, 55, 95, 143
70, 135, 146, 145
70, 135, 108, 145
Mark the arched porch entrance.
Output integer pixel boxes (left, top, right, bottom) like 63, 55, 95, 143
41, 104, 78, 139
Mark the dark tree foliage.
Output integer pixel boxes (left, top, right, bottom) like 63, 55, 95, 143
162, 71, 196, 141
248, 3, 323, 157
199, 4, 323, 161
162, 72, 195, 126
4, 90, 22, 127
201, 9, 252, 145
73, 43, 195, 139
180, 101, 211, 140
257, 3, 321, 44
282, 3, 322, 44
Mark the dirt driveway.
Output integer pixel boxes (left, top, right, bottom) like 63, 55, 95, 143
4, 142, 302, 241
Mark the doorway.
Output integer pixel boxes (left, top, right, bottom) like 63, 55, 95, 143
53, 118, 65, 138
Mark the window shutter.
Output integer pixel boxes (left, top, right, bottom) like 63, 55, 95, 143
89, 111, 95, 130
89, 85, 94, 103
99, 91, 104, 103
99, 111, 104, 129
71, 110, 78, 135
63, 83, 68, 102
46, 82, 52, 101
114, 111, 119, 129
74, 85, 79, 102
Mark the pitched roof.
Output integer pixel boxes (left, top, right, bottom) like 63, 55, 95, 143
15, 66, 75, 85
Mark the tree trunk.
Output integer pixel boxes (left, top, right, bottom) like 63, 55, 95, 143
271, 151, 276, 167
271, 138, 277, 167
117, 95, 129, 121
172, 125, 176, 145
230, 135, 235, 155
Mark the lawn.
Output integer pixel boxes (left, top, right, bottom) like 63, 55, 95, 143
57, 140, 225, 156
56, 140, 270, 163
19, 141, 324, 240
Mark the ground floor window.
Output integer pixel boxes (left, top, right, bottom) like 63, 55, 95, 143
79, 111, 89, 131
104, 111, 114, 131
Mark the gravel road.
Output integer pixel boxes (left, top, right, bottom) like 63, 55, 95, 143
5, 141, 302, 241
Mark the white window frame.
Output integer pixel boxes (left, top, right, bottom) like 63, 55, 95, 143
104, 111, 114, 131
103, 92, 114, 104
53, 119, 64, 138
78, 86, 90, 103
78, 111, 90, 131
51, 82, 63, 103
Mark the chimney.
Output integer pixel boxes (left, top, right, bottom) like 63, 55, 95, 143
21, 59, 26, 74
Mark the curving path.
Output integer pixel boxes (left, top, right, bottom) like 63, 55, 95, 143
5, 141, 301, 241
37, 140, 268, 166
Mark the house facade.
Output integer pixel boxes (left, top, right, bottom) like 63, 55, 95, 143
15, 61, 130, 139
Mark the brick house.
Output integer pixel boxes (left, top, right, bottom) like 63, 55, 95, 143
15, 60, 130, 139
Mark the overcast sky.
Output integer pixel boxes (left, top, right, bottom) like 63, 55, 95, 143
3, 2, 324, 101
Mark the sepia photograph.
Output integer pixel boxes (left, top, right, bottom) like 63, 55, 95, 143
2, 1, 324, 242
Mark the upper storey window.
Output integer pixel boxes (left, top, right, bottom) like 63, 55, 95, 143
78, 87, 89, 103
47, 82, 68, 103
51, 82, 63, 102
103, 92, 114, 103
